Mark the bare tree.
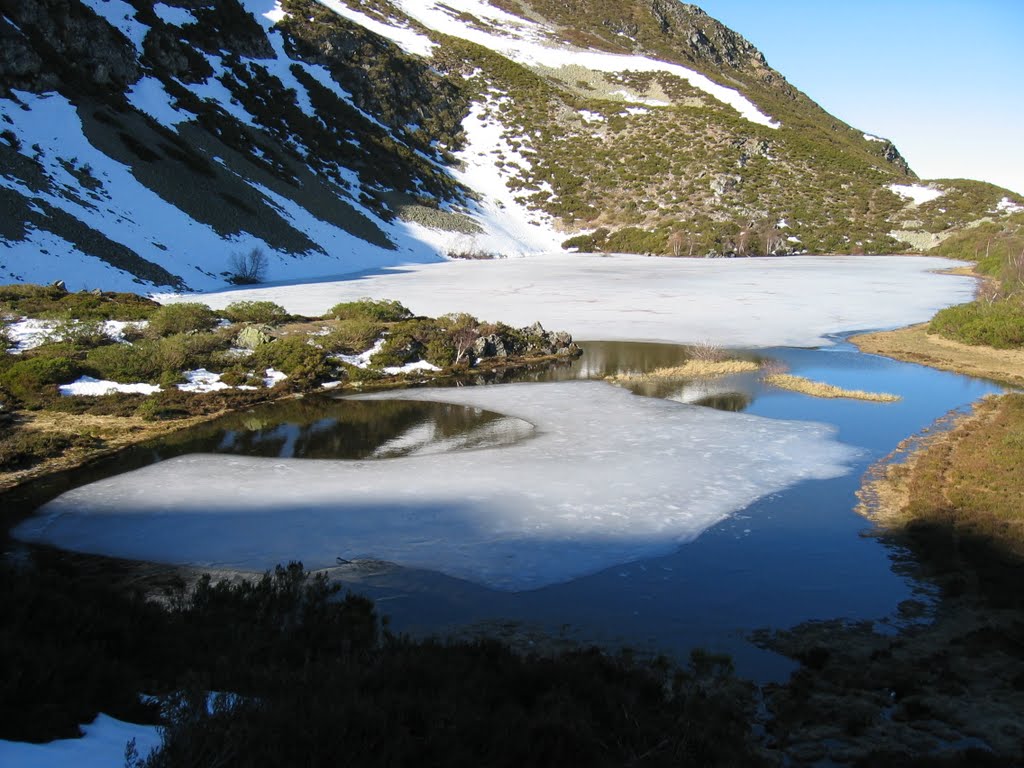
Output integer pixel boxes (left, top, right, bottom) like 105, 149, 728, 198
441, 313, 480, 365
228, 248, 269, 284
668, 230, 685, 257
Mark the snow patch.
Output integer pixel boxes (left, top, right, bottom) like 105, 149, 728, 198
178, 369, 230, 393
863, 133, 885, 143
16, 382, 857, 591
153, 3, 196, 26
313, 0, 436, 57
0, 713, 160, 768
996, 197, 1023, 214
383, 360, 441, 375
889, 183, 945, 206
60, 377, 162, 397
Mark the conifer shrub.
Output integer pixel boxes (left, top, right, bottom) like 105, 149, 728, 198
86, 341, 163, 383
929, 300, 1024, 349
322, 318, 382, 355
251, 336, 328, 382
147, 303, 220, 337
0, 356, 81, 404
327, 298, 411, 323
221, 300, 290, 325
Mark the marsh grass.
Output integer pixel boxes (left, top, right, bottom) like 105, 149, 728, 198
608, 359, 759, 383
764, 374, 900, 402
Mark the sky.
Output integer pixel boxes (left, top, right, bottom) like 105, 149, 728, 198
698, 1, 1024, 196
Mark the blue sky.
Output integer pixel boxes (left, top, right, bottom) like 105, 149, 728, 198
698, 1, 1024, 195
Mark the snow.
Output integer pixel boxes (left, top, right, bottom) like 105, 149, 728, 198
5, 318, 55, 352
382, 360, 441, 375
60, 377, 162, 397
178, 369, 230, 393
579, 110, 606, 123
15, 381, 856, 591
80, 0, 148, 49
337, 337, 385, 368
0, 714, 160, 768
313, 0, 436, 57
152, 3, 196, 26
127, 76, 190, 127
889, 183, 945, 206
863, 133, 885, 143
263, 368, 288, 387
383, 0, 779, 128
169, 254, 976, 348
996, 196, 1023, 214
263, 1, 289, 24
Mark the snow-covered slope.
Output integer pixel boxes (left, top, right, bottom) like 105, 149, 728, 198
1, 0, 1021, 292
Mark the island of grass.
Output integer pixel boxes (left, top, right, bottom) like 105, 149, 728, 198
0, 283, 581, 491
763, 373, 900, 402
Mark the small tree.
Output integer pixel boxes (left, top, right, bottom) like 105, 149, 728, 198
228, 248, 269, 285
440, 313, 480, 365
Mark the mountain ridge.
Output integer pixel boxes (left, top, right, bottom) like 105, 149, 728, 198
0, 0, 1020, 292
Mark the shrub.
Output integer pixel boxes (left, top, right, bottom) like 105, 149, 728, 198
147, 303, 220, 337
322, 318, 382, 355
221, 300, 289, 325
929, 300, 1024, 349
0, 356, 82, 404
327, 298, 411, 323
0, 430, 99, 471
49, 319, 111, 349
0, 284, 159, 321
86, 341, 163, 383
228, 248, 269, 285
251, 336, 328, 382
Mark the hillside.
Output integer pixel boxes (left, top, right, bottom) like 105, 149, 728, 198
1, 0, 1021, 292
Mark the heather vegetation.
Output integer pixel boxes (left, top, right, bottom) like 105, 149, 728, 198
929, 212, 1024, 349
0, 556, 766, 766
0, 286, 578, 475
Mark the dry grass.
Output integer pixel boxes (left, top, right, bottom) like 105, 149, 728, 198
858, 394, 1024, 557
607, 359, 759, 383
764, 373, 900, 402
852, 323, 1024, 386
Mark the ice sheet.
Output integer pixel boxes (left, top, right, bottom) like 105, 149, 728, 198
170, 254, 976, 348
15, 381, 856, 591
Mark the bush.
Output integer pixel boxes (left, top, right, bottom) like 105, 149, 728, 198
251, 336, 328, 382
147, 303, 220, 337
322, 317, 382, 355
48, 319, 111, 349
227, 248, 269, 285
86, 341, 163, 383
328, 298, 411, 323
0, 284, 158, 321
929, 300, 1024, 348
0, 429, 99, 471
221, 300, 289, 325
0, 356, 82, 404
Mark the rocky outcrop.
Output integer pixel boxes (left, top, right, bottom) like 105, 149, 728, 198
0, 0, 141, 94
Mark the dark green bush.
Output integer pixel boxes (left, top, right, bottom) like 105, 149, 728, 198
0, 429, 99, 471
929, 300, 1024, 348
0, 284, 159, 321
86, 341, 163, 383
251, 336, 328, 382
0, 356, 82, 404
221, 300, 289, 325
321, 317, 382, 355
147, 303, 220, 337
327, 298, 411, 323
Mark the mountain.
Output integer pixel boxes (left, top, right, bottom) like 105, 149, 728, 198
1, 0, 1021, 292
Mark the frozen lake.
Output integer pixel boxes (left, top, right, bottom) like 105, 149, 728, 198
10, 254, 996, 674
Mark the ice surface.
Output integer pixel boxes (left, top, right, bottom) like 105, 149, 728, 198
889, 183, 945, 205
172, 254, 976, 348
15, 382, 856, 591
0, 713, 160, 768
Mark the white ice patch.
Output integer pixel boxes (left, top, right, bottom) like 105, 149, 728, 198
889, 183, 945, 206
59, 377, 162, 397
0, 713, 160, 768
15, 381, 856, 591
383, 0, 778, 128
171, 254, 977, 348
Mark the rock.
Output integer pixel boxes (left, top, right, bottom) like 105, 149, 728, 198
472, 334, 508, 359
235, 324, 274, 350
51, 279, 67, 292
710, 173, 741, 196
